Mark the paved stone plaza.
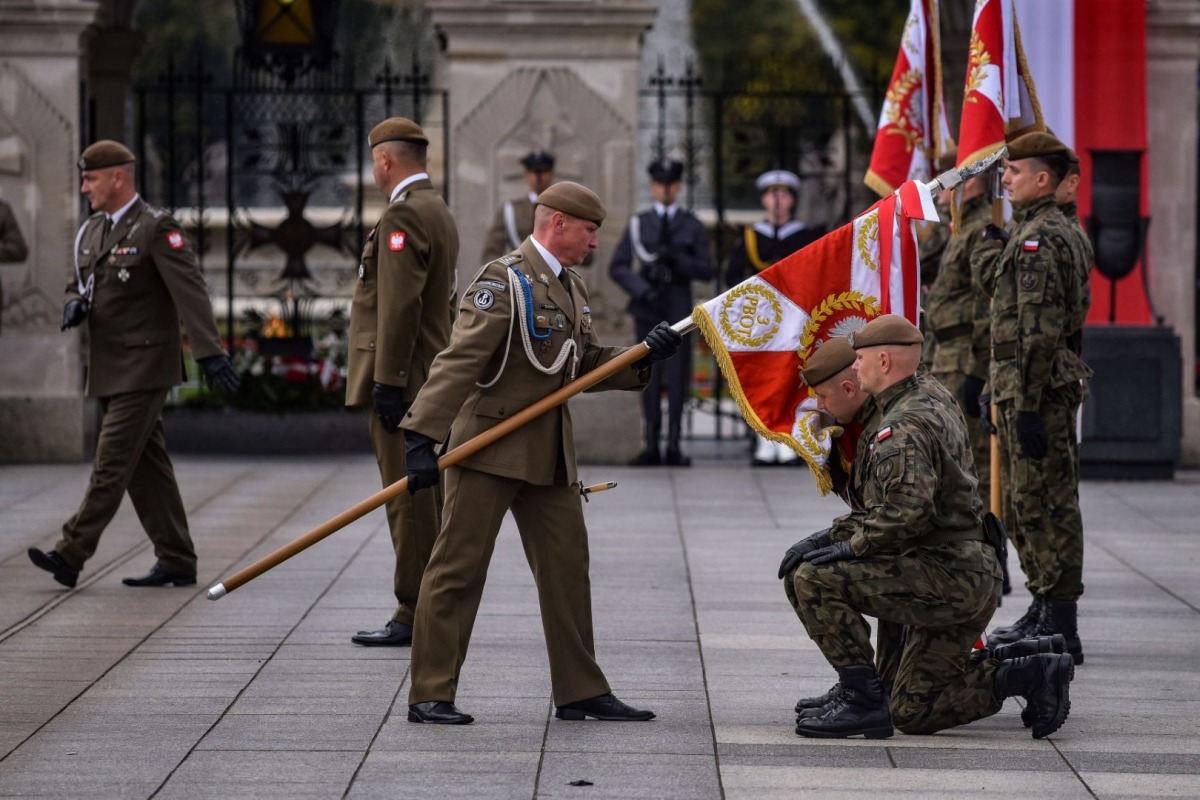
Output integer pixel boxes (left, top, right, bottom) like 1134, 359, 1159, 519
1, 449, 1198, 798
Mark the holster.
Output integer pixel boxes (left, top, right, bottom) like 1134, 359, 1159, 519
982, 512, 1008, 565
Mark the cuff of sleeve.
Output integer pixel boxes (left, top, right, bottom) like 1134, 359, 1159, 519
849, 534, 869, 557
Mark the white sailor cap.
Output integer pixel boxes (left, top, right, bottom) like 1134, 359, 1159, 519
755, 170, 801, 193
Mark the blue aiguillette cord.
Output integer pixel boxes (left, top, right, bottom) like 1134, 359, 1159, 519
511, 267, 551, 341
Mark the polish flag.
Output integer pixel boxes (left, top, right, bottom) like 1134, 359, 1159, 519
1014, 0, 1150, 324
956, 0, 1044, 169
865, 0, 951, 197
694, 182, 939, 493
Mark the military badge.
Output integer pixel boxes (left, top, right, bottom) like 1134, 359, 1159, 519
389, 232, 406, 251
877, 426, 892, 442
477, 279, 507, 293
117, 268, 130, 283
876, 458, 894, 481
358, 263, 365, 280
473, 288, 494, 310
1020, 272, 1038, 290
553, 313, 565, 328
167, 231, 185, 250
1022, 240, 1039, 252
537, 273, 550, 286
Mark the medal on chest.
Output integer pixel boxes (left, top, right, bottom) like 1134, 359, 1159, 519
117, 267, 131, 283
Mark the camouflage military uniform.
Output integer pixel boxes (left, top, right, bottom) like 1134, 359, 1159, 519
925, 195, 992, 499
985, 195, 1091, 601
792, 371, 1004, 734
917, 210, 950, 364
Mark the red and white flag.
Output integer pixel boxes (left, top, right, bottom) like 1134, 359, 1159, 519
957, 0, 1044, 169
694, 182, 939, 493
864, 0, 951, 197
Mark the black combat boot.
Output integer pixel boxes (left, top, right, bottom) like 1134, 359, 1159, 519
794, 665, 892, 739
990, 634, 1065, 662
987, 595, 1045, 646
1036, 599, 1084, 666
794, 682, 839, 715
992, 653, 1074, 739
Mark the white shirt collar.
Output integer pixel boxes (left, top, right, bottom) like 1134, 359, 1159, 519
390, 172, 429, 202
653, 202, 677, 219
530, 234, 564, 276
753, 219, 806, 239
110, 193, 140, 227
528, 191, 539, 204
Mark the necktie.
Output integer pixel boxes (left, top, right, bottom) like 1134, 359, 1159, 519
102, 215, 113, 240
559, 269, 572, 297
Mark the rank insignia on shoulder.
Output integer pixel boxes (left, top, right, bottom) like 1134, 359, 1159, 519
389, 231, 406, 251
476, 278, 507, 293
1023, 240, 1039, 252
473, 288, 495, 310
497, 254, 524, 266
877, 427, 892, 442
166, 231, 185, 250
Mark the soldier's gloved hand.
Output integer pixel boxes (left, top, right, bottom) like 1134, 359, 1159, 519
635, 321, 683, 368
981, 224, 1010, 244
978, 393, 997, 436
404, 430, 440, 493
803, 540, 856, 566
371, 382, 408, 433
960, 375, 986, 416
778, 528, 832, 579
60, 298, 89, 331
198, 355, 242, 395
1015, 411, 1048, 459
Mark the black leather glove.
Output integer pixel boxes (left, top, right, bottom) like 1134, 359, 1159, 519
371, 382, 408, 433
1015, 410, 1048, 459
404, 429, 440, 493
803, 540, 856, 566
978, 393, 997, 436
635, 321, 683, 368
778, 528, 833, 579
198, 355, 242, 395
61, 298, 89, 331
960, 375, 986, 417
981, 224, 1010, 244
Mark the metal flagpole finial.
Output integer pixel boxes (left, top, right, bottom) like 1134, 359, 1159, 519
926, 147, 1008, 193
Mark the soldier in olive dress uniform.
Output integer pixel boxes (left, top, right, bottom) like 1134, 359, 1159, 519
786, 315, 1074, 740
28, 140, 240, 590
398, 182, 682, 725
481, 151, 555, 264
345, 118, 459, 648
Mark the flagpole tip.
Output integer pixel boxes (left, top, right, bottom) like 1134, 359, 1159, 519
206, 583, 227, 601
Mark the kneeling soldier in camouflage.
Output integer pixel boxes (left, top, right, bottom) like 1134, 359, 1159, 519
787, 315, 1074, 739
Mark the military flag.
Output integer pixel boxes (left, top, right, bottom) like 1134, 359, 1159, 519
864, 0, 950, 197
957, 0, 1044, 168
694, 182, 939, 493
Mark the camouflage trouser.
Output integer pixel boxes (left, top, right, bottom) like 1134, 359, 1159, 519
931, 370, 992, 502
785, 570, 904, 694
792, 547, 1003, 735
996, 385, 1085, 601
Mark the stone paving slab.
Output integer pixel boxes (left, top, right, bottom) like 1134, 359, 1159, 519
1, 455, 1199, 797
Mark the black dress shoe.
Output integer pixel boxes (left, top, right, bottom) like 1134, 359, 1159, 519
350, 620, 413, 647
407, 701, 474, 724
664, 447, 691, 467
122, 564, 197, 587
555, 692, 655, 721
28, 548, 79, 588
628, 447, 661, 466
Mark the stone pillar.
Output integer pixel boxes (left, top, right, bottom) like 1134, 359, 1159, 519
431, 0, 658, 463
0, 1, 100, 462
84, 27, 144, 143
1146, 0, 1200, 465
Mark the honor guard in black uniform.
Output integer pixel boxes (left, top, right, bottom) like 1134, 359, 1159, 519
726, 169, 823, 465
610, 159, 714, 466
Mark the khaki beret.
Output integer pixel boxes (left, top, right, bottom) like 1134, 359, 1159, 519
78, 140, 136, 171
849, 314, 923, 349
536, 181, 606, 225
1006, 131, 1068, 161
368, 117, 428, 148
801, 337, 857, 387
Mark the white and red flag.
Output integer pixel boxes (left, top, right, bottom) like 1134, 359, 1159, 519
864, 0, 951, 197
957, 0, 1044, 168
694, 182, 939, 493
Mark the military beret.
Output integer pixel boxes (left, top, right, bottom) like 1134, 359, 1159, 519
648, 159, 684, 183
521, 151, 555, 171
1006, 131, 1068, 161
801, 337, 857, 387
537, 181, 606, 225
78, 140, 136, 171
368, 117, 428, 148
849, 314, 924, 349
756, 169, 800, 193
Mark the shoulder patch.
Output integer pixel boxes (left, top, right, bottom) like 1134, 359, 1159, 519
1022, 240, 1039, 252
877, 426, 892, 442
389, 231, 406, 251
473, 288, 495, 310
166, 230, 185, 250
475, 278, 507, 293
